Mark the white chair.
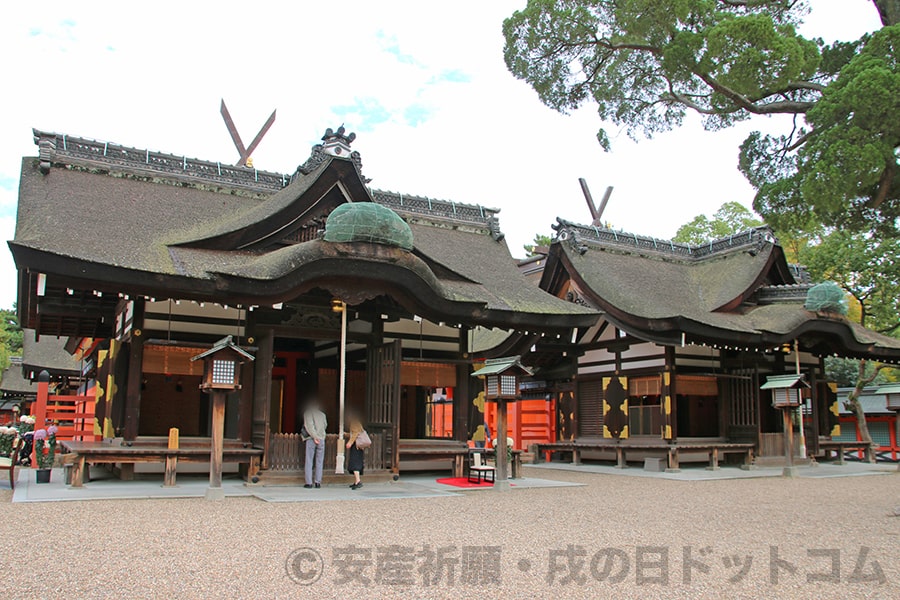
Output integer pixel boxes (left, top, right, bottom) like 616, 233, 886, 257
467, 452, 495, 484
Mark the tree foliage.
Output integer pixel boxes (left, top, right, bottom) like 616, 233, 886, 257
800, 230, 900, 332
672, 201, 762, 245
503, 0, 900, 234
824, 356, 894, 387
0, 307, 23, 375
524, 233, 553, 256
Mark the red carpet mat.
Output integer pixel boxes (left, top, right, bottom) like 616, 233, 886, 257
435, 477, 516, 489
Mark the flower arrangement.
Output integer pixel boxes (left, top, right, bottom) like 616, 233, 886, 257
0, 425, 18, 458
34, 426, 58, 470
18, 415, 35, 434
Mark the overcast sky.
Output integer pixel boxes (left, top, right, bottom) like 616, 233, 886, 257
0, 0, 884, 309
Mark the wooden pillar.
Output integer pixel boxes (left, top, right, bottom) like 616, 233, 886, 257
70, 455, 86, 488
206, 391, 226, 500
454, 326, 470, 443
495, 399, 509, 486
667, 446, 680, 472
251, 329, 273, 468
665, 347, 677, 441
164, 428, 179, 487
238, 361, 254, 443
31, 370, 50, 467
707, 447, 720, 471
123, 299, 145, 444
782, 408, 796, 477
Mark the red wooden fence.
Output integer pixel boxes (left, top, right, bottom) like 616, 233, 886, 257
31, 376, 99, 466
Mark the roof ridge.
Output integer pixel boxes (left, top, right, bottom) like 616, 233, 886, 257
553, 218, 776, 260
33, 129, 292, 193
31, 129, 500, 229
370, 188, 501, 228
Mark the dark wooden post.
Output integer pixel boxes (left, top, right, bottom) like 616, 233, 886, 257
454, 326, 470, 443
238, 361, 254, 443
206, 391, 227, 500
123, 299, 145, 444
251, 329, 274, 469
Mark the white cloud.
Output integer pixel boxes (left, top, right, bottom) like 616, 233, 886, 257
0, 0, 885, 309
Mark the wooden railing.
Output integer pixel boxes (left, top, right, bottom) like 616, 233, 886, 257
31, 376, 99, 466
267, 429, 389, 472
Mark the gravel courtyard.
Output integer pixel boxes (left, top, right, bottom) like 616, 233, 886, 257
5, 467, 898, 599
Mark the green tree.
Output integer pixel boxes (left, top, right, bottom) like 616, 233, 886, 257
801, 231, 900, 334
672, 201, 762, 245
802, 230, 900, 456
503, 1, 900, 235
824, 357, 892, 387
0, 306, 24, 375
524, 233, 553, 256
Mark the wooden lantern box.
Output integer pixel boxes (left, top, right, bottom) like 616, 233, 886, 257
191, 335, 255, 392
761, 374, 809, 408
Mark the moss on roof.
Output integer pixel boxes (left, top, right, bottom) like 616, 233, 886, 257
324, 203, 413, 250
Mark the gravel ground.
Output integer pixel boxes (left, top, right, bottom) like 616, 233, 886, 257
4, 467, 899, 599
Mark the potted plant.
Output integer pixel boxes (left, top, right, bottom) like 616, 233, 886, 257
18, 414, 35, 434
0, 425, 18, 467
33, 426, 57, 483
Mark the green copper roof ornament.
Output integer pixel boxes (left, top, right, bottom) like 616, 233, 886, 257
324, 202, 414, 250
804, 281, 849, 315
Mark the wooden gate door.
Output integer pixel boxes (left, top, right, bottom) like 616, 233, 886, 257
366, 340, 402, 474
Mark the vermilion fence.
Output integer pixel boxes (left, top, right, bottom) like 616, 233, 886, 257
31, 376, 99, 466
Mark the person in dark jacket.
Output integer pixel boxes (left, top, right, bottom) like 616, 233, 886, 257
345, 411, 365, 489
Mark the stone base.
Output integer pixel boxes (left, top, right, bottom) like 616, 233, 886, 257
664, 468, 681, 474
494, 479, 511, 492
205, 487, 226, 501
782, 466, 799, 478
643, 458, 666, 472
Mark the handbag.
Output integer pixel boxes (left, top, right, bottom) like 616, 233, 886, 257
355, 429, 372, 449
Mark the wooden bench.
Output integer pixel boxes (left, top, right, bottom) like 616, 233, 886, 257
532, 441, 577, 464
533, 440, 754, 471
399, 439, 469, 477
818, 440, 874, 465
61, 439, 262, 488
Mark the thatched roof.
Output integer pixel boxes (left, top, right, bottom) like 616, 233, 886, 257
11, 130, 596, 336
0, 358, 35, 397
21, 329, 79, 377
541, 220, 900, 360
